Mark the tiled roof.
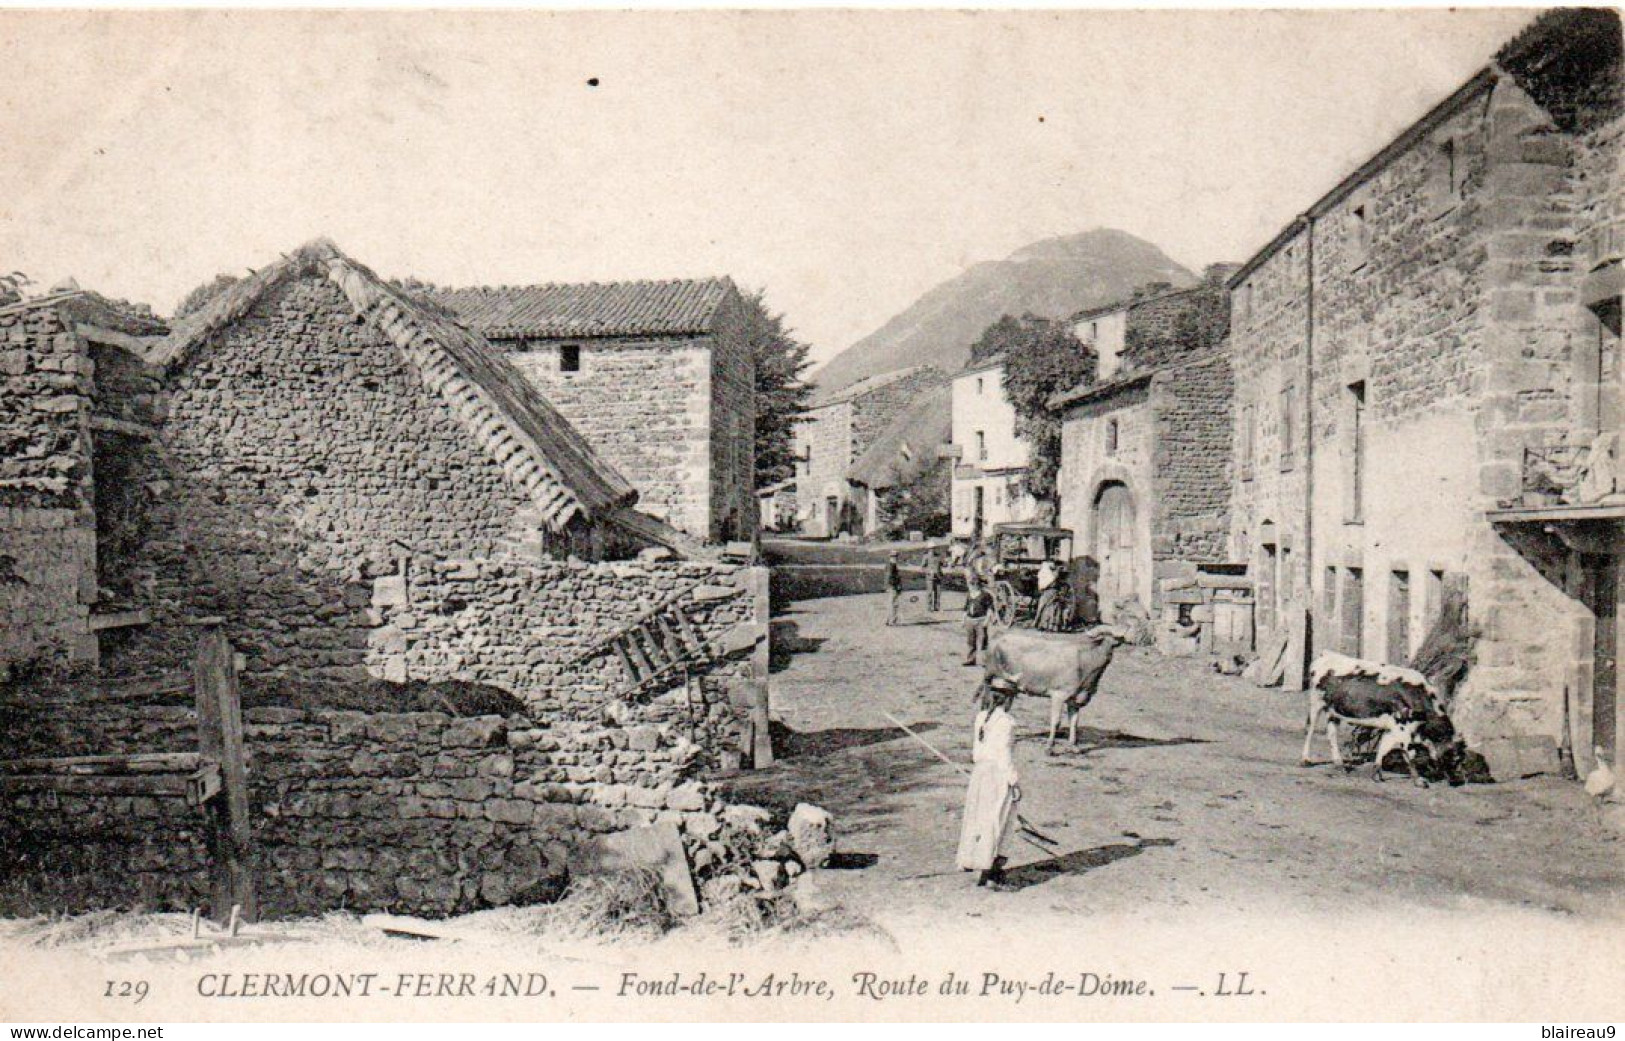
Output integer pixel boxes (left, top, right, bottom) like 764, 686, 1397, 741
422, 278, 735, 339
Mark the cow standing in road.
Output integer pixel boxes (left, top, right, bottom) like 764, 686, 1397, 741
981, 626, 1128, 753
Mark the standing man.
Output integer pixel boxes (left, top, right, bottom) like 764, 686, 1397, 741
963, 574, 993, 665
925, 548, 943, 613
885, 552, 903, 626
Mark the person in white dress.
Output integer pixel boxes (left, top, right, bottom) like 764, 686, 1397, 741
956, 679, 1021, 888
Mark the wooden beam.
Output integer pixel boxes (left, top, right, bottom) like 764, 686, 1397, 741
89, 415, 159, 441
620, 631, 654, 681
0, 752, 201, 775
195, 626, 256, 923
0, 773, 194, 798
75, 323, 165, 355
88, 608, 153, 632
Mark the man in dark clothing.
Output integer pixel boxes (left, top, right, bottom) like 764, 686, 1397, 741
885, 552, 903, 626
924, 549, 943, 612
964, 575, 993, 665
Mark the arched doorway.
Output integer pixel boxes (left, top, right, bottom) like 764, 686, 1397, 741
1092, 481, 1137, 608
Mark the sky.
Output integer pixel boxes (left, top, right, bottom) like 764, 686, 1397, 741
0, 8, 1536, 365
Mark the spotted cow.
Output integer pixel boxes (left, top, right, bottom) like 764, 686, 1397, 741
1301, 652, 1458, 787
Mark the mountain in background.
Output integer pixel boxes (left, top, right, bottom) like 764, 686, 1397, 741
812, 228, 1195, 391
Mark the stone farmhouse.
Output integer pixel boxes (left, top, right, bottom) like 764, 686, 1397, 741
0, 240, 775, 917
425, 278, 755, 544
847, 381, 952, 536
1225, 8, 1622, 779
1051, 271, 1235, 620
949, 356, 1038, 539
793, 365, 944, 537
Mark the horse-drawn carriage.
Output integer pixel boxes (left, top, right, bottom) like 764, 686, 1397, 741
976, 523, 1078, 631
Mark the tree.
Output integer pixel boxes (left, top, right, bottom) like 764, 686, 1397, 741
877, 458, 952, 538
968, 314, 1095, 509
738, 289, 814, 489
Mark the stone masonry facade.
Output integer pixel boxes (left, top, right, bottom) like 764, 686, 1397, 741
1055, 274, 1234, 615
0, 295, 165, 670
795, 366, 944, 537
1226, 10, 1623, 778
451, 285, 757, 544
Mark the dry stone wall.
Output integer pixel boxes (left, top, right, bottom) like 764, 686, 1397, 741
849, 369, 945, 463
372, 556, 761, 758
0, 699, 742, 918
0, 303, 98, 667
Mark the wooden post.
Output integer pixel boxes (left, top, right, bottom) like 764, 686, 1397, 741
195, 626, 256, 923
748, 679, 773, 768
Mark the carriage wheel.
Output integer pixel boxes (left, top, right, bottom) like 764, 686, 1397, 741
991, 581, 1017, 627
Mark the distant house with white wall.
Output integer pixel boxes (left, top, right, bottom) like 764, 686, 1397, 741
950, 355, 1038, 538
1070, 302, 1130, 383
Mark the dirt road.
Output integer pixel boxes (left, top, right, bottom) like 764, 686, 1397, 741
724, 586, 1625, 932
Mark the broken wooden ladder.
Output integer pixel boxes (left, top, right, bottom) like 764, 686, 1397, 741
601, 600, 714, 701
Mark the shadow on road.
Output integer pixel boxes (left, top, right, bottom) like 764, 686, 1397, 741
769, 620, 828, 673
1003, 837, 1177, 890
768, 718, 942, 759
1036, 725, 1209, 758
716, 723, 950, 841
826, 852, 881, 869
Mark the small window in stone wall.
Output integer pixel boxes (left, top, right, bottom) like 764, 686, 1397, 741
1349, 202, 1371, 267
1105, 418, 1119, 456
560, 343, 581, 373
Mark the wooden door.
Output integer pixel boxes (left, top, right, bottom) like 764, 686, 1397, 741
1093, 483, 1137, 607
